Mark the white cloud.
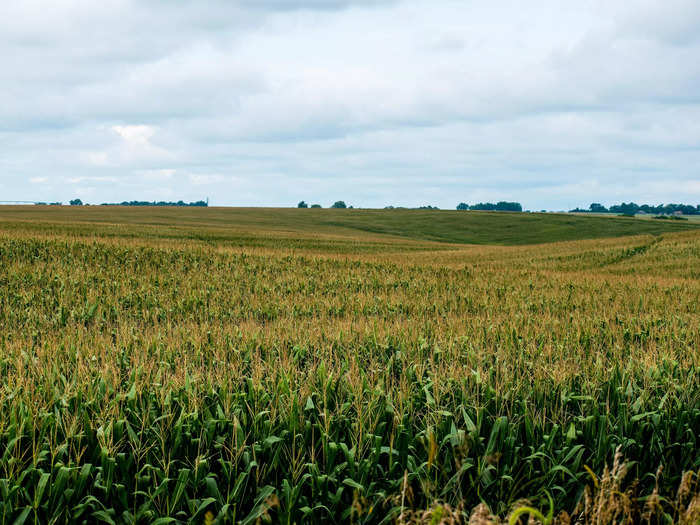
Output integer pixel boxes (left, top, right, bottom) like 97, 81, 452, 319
80, 151, 109, 166
188, 174, 227, 185
109, 124, 172, 163
112, 125, 155, 147
66, 176, 118, 184
140, 169, 176, 180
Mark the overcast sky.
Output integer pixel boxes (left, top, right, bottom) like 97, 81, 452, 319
1, 0, 699, 209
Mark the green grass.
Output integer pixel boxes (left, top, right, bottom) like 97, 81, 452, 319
316, 209, 699, 245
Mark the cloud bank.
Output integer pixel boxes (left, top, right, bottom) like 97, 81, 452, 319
2, 0, 699, 209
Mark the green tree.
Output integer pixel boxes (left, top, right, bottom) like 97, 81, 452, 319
297, 201, 308, 208
69, 198, 83, 206
331, 201, 347, 209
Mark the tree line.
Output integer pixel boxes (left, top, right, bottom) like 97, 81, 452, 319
456, 201, 523, 211
298, 201, 524, 211
101, 200, 208, 207
63, 199, 208, 207
571, 202, 700, 215
298, 201, 349, 208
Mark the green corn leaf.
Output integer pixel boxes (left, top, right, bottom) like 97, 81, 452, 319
170, 469, 191, 511
151, 518, 177, 525
239, 486, 275, 525
91, 510, 117, 525
33, 472, 50, 507
12, 507, 31, 525
342, 478, 364, 492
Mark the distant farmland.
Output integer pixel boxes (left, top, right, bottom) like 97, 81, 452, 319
0, 205, 698, 245
0, 206, 698, 523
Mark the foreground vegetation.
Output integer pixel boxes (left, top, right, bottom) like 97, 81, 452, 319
0, 207, 698, 523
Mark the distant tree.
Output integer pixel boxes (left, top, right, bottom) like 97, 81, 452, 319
99, 200, 208, 207
568, 201, 700, 215
496, 201, 522, 212
297, 201, 308, 208
609, 202, 639, 215
456, 203, 469, 210
331, 201, 347, 209
469, 201, 522, 212
69, 198, 83, 206
310, 204, 322, 208
472, 202, 493, 211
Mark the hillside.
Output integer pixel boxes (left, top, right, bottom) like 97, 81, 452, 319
315, 208, 699, 245
0, 205, 697, 246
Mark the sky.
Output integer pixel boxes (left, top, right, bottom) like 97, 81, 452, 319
1, 0, 699, 210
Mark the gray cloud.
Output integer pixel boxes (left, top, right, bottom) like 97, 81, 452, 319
1, 0, 699, 209
239, 0, 396, 10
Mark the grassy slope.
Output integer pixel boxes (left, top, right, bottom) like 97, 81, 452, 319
0, 205, 697, 246
316, 209, 699, 245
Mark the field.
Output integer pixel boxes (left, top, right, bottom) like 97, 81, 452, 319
0, 206, 699, 524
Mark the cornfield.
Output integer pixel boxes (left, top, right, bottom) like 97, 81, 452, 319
0, 208, 698, 524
